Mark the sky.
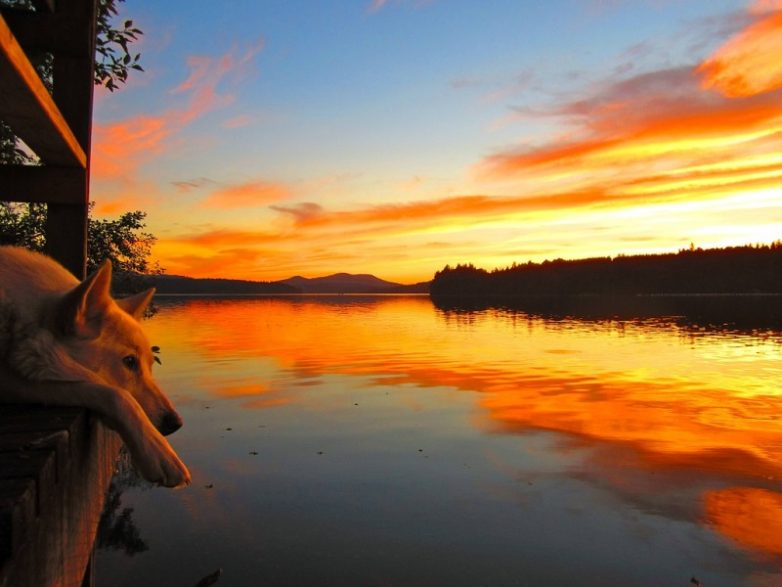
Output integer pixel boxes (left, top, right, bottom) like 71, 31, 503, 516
89, 0, 782, 283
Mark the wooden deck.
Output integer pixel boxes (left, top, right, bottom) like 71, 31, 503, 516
0, 406, 121, 587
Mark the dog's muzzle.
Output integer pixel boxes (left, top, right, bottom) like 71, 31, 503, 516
159, 411, 183, 436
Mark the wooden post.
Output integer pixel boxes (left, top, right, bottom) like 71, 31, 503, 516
44, 202, 88, 279
0, 408, 122, 587
43, 0, 97, 279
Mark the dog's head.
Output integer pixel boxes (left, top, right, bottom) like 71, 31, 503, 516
55, 260, 183, 436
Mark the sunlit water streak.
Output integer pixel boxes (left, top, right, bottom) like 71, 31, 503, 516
96, 295, 782, 586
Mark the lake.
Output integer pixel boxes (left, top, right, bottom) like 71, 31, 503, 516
95, 294, 782, 586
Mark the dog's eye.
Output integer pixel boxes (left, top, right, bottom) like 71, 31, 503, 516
122, 355, 140, 372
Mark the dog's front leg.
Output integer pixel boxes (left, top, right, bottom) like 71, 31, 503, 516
0, 366, 191, 488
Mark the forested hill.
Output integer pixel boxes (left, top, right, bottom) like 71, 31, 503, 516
430, 243, 782, 299
152, 275, 297, 294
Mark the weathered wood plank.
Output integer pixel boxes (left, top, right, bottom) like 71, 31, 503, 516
0, 479, 35, 563
0, 406, 86, 434
0, 165, 86, 204
0, 14, 86, 167
0, 451, 57, 514
0, 9, 85, 57
0, 431, 69, 480
44, 203, 89, 279
0, 406, 121, 587
30, 0, 55, 13
45, 0, 98, 277
52, 0, 96, 151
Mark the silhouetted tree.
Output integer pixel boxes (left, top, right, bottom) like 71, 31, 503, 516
0, 202, 161, 292
430, 243, 782, 299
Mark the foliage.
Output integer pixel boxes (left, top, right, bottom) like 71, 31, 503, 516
0, 202, 161, 292
86, 208, 160, 275
0, 202, 46, 249
431, 242, 782, 299
0, 0, 143, 92
0, 123, 35, 165
0, 0, 143, 164
95, 0, 144, 92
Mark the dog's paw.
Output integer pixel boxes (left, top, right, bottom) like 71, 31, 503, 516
131, 430, 191, 488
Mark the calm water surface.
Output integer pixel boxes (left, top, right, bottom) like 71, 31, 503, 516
96, 295, 782, 586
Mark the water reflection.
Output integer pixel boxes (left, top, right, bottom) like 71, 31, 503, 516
97, 457, 149, 556
98, 295, 782, 586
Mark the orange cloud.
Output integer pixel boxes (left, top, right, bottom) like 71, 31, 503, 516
171, 38, 264, 125
92, 39, 264, 182
482, 67, 782, 173
285, 191, 622, 230
92, 115, 170, 179
475, 64, 782, 221
752, 0, 782, 12
93, 198, 150, 216
201, 180, 290, 209
158, 248, 272, 280
167, 228, 285, 248
699, 11, 782, 97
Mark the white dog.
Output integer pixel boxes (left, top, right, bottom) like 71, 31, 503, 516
0, 246, 190, 488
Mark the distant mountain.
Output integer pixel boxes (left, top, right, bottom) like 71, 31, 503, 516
277, 273, 429, 294
149, 272, 429, 295
151, 274, 297, 295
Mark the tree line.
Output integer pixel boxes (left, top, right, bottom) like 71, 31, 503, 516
430, 243, 782, 299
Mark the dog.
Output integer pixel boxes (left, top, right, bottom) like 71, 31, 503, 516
0, 246, 190, 488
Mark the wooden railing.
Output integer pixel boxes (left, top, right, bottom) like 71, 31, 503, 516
0, 2, 121, 586
0, 0, 97, 279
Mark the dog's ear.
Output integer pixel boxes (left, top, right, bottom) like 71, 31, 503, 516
57, 260, 113, 337
117, 288, 155, 320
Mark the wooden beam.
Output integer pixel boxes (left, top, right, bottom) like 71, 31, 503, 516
30, 0, 56, 13
0, 166, 86, 204
45, 203, 88, 279
0, 407, 121, 587
45, 0, 98, 277
0, 9, 86, 57
0, 14, 86, 167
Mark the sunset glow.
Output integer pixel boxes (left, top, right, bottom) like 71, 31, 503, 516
90, 1, 782, 282
146, 297, 782, 561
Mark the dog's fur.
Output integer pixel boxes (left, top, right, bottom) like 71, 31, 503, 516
0, 246, 190, 487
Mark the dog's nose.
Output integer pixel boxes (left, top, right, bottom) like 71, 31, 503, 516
159, 411, 183, 436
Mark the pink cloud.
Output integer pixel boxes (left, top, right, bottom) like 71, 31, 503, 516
751, 0, 782, 13
201, 180, 291, 209
92, 39, 265, 182
477, 65, 782, 179
368, 0, 389, 12
699, 10, 782, 97
221, 114, 257, 129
